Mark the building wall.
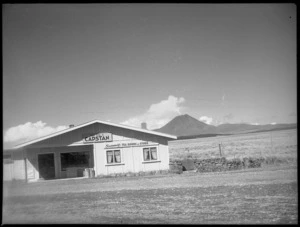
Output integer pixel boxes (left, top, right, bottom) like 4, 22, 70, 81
94, 143, 169, 176
94, 139, 170, 176
3, 163, 13, 181
91, 124, 170, 176
11, 149, 25, 180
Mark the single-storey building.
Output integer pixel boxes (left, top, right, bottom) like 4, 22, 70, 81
6, 119, 177, 182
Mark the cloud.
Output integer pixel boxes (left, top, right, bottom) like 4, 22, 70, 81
213, 119, 223, 126
250, 123, 260, 125
121, 95, 185, 130
199, 116, 225, 126
223, 113, 234, 122
4, 121, 68, 143
199, 116, 213, 125
270, 122, 277, 125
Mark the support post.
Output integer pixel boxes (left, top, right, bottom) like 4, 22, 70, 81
24, 158, 28, 183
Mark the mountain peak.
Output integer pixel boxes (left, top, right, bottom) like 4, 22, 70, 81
175, 114, 199, 121
155, 114, 217, 136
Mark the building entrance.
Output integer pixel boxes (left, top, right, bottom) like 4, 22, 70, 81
38, 153, 55, 179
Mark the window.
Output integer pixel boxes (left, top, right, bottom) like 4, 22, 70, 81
107, 150, 121, 164
143, 147, 157, 161
60, 151, 90, 171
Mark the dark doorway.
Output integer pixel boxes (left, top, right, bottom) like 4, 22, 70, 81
38, 153, 55, 179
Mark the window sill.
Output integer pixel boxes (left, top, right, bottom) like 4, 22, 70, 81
105, 163, 125, 166
142, 160, 161, 164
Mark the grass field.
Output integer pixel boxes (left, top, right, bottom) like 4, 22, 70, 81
3, 165, 297, 224
168, 129, 297, 162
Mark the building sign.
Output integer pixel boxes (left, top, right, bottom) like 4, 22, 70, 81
105, 141, 158, 149
83, 133, 113, 143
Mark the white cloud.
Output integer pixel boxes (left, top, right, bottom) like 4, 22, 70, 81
121, 95, 185, 130
270, 122, 277, 125
199, 116, 213, 125
223, 113, 234, 122
198, 116, 225, 126
4, 121, 68, 143
250, 122, 260, 125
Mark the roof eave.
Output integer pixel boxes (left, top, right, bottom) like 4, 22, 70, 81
13, 120, 177, 149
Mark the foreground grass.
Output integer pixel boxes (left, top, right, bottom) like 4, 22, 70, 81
3, 183, 297, 224
3, 166, 297, 224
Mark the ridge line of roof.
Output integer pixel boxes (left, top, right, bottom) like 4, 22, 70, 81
13, 119, 177, 149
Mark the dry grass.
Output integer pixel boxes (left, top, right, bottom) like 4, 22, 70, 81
169, 129, 297, 162
2, 166, 297, 224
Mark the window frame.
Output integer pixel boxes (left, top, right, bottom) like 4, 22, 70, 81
143, 147, 158, 162
106, 149, 121, 164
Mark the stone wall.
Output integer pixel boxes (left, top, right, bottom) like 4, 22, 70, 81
170, 157, 267, 173
169, 161, 183, 174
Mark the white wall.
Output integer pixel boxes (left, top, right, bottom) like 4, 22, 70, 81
11, 149, 26, 180
81, 122, 172, 176
94, 142, 170, 176
3, 163, 13, 181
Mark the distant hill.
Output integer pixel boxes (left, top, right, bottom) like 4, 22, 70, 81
154, 114, 297, 137
216, 123, 297, 134
154, 114, 217, 136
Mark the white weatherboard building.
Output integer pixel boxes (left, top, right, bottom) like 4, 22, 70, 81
6, 120, 177, 182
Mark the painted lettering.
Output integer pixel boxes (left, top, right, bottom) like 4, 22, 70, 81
83, 133, 113, 143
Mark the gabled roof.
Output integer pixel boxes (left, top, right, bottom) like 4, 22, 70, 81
13, 119, 177, 149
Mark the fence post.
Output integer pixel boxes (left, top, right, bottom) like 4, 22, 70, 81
219, 144, 222, 157
270, 131, 273, 152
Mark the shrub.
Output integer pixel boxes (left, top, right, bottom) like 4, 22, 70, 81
138, 171, 145, 176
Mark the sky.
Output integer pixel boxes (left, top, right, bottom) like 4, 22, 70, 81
3, 4, 297, 149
